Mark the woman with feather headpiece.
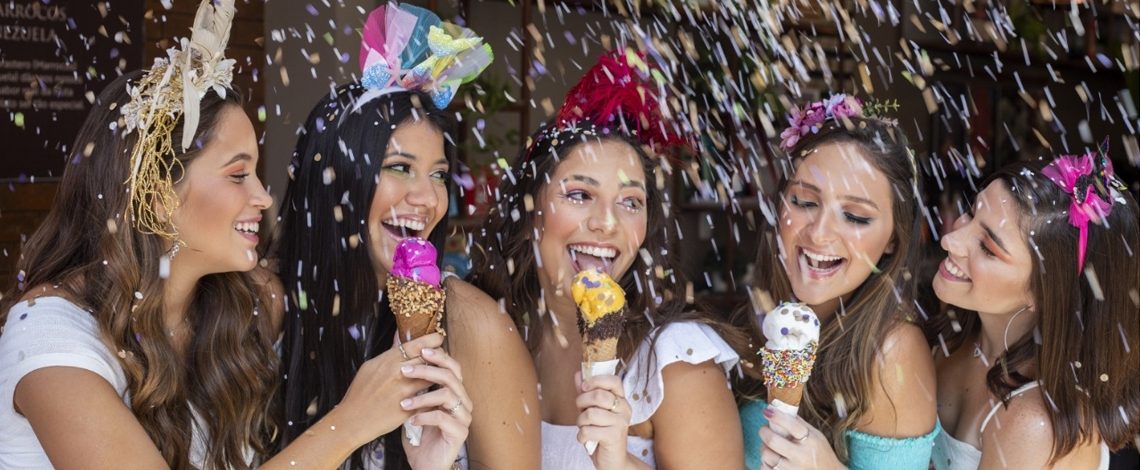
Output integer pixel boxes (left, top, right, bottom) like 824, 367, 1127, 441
270, 3, 540, 469
0, 1, 456, 468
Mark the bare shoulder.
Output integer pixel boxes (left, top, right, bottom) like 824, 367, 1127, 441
880, 321, 931, 358
441, 277, 530, 371
651, 359, 743, 467
856, 321, 938, 437
443, 278, 518, 336
441, 278, 541, 467
249, 266, 285, 337
978, 389, 1054, 468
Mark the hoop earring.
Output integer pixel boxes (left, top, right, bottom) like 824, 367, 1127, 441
1002, 305, 1031, 351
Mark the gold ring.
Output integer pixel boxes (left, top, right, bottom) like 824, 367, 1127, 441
397, 342, 409, 360
447, 401, 463, 415
608, 396, 619, 412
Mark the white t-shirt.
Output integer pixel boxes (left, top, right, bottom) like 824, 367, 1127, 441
0, 297, 218, 468
540, 321, 740, 469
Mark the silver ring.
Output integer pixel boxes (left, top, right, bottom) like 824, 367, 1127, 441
447, 401, 463, 415
794, 430, 809, 442
397, 342, 409, 360
772, 457, 783, 470
608, 396, 619, 412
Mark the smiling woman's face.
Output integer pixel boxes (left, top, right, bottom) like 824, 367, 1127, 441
933, 182, 1035, 315
777, 142, 896, 314
535, 139, 648, 297
367, 119, 449, 279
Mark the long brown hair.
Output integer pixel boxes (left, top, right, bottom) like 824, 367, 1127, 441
927, 160, 1140, 460
0, 71, 278, 469
734, 117, 926, 461
467, 124, 749, 363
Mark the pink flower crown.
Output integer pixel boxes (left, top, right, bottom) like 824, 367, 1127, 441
779, 94, 898, 151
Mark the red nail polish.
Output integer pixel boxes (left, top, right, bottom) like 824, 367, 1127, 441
763, 407, 775, 418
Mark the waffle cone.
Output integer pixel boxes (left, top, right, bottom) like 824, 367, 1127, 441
584, 337, 618, 363
767, 383, 805, 407
386, 277, 445, 340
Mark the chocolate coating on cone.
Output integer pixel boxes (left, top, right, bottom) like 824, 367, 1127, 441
387, 276, 445, 339
578, 307, 625, 345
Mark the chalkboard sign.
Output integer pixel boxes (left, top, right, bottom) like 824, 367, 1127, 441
1, 0, 143, 181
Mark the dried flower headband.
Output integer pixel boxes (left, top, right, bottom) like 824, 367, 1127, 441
779, 94, 899, 151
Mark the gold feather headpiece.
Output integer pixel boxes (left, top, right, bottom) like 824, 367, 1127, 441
120, 0, 236, 241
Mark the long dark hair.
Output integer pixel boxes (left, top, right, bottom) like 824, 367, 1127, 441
273, 85, 454, 469
0, 71, 278, 469
927, 160, 1140, 460
467, 121, 749, 363
733, 117, 926, 461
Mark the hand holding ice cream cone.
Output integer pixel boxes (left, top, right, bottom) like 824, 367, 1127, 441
387, 238, 447, 445
571, 268, 627, 455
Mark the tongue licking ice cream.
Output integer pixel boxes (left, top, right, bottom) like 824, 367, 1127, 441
386, 238, 446, 447
571, 268, 626, 455
759, 302, 820, 415
387, 238, 445, 342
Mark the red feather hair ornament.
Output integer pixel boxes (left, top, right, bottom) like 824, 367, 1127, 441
549, 49, 688, 152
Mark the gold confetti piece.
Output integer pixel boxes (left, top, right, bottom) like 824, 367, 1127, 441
859, 63, 873, 94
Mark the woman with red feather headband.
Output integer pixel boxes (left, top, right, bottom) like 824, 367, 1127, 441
467, 49, 748, 468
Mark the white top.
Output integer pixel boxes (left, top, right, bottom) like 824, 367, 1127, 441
541, 321, 740, 469
0, 297, 225, 468
933, 381, 1109, 470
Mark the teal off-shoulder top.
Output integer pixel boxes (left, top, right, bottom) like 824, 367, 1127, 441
741, 399, 940, 470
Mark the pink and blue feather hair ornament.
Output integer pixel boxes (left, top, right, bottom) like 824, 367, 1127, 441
358, 2, 492, 109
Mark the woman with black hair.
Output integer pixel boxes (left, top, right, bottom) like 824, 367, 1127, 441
271, 4, 540, 469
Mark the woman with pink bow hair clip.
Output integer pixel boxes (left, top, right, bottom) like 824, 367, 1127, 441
928, 141, 1140, 469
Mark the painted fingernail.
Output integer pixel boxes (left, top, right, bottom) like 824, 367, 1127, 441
763, 408, 774, 418
401, 365, 413, 374
423, 348, 435, 356
400, 399, 413, 409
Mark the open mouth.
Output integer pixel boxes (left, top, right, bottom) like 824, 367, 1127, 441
234, 221, 260, 241
568, 243, 618, 274
382, 218, 426, 239
798, 247, 845, 277
939, 258, 971, 282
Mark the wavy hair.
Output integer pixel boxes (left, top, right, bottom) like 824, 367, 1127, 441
272, 85, 454, 470
927, 160, 1140, 460
467, 122, 749, 364
0, 71, 278, 469
733, 117, 926, 462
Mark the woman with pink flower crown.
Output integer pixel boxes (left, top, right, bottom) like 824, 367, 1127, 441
926, 145, 1139, 469
735, 94, 941, 470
